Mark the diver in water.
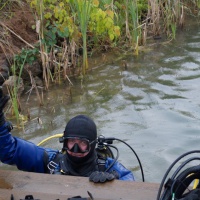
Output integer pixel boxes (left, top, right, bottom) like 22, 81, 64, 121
0, 88, 134, 183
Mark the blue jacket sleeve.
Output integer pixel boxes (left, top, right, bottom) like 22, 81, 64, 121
105, 157, 135, 181
0, 123, 56, 173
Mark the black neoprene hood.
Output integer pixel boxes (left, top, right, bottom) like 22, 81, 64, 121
64, 115, 97, 141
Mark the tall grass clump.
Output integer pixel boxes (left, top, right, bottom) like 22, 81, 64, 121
70, 0, 92, 75
147, 0, 185, 40
128, 0, 140, 54
161, 0, 182, 39
33, 0, 53, 89
8, 54, 26, 128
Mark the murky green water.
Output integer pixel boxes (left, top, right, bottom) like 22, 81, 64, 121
1, 21, 200, 183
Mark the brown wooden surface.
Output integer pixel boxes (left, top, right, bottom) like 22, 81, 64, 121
0, 169, 159, 200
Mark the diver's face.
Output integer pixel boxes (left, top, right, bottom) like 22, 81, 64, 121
65, 137, 91, 157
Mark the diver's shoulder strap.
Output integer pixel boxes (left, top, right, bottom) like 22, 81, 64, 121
44, 151, 63, 174
95, 145, 114, 172
97, 157, 106, 171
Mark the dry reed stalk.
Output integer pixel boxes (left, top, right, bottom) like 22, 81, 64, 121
62, 42, 69, 79
134, 35, 139, 55
72, 47, 77, 74
175, 1, 185, 27
70, 39, 77, 70
125, 0, 131, 41
37, 0, 52, 89
150, 0, 161, 36
51, 42, 73, 85
40, 47, 49, 89
179, 5, 184, 27
25, 69, 44, 105
61, 41, 68, 62
53, 49, 62, 84
37, 19, 48, 89
141, 23, 147, 46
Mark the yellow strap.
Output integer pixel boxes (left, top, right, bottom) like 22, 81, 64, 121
193, 179, 199, 189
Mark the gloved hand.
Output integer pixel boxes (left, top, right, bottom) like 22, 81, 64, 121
89, 171, 117, 183
0, 87, 10, 126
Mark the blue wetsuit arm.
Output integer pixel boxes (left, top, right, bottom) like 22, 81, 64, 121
0, 123, 57, 173
105, 157, 135, 181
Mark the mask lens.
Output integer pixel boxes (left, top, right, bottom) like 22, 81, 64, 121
65, 137, 90, 153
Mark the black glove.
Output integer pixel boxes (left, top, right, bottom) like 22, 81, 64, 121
89, 171, 116, 183
0, 87, 10, 126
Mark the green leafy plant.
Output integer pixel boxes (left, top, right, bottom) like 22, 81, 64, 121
89, 6, 120, 40
42, 22, 70, 48
28, 0, 121, 74
14, 48, 39, 68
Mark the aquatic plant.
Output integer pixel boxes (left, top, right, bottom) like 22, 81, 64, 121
8, 53, 26, 128
70, 0, 92, 75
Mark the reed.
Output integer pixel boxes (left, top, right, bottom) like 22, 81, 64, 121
128, 0, 139, 42
70, 0, 92, 75
8, 54, 26, 127
147, 0, 185, 39
25, 69, 44, 106
128, 0, 140, 54
37, 0, 52, 89
148, 0, 161, 37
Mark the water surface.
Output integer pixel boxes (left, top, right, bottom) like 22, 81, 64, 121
2, 22, 200, 183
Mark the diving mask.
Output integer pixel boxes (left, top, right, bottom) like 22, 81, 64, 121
63, 137, 96, 153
